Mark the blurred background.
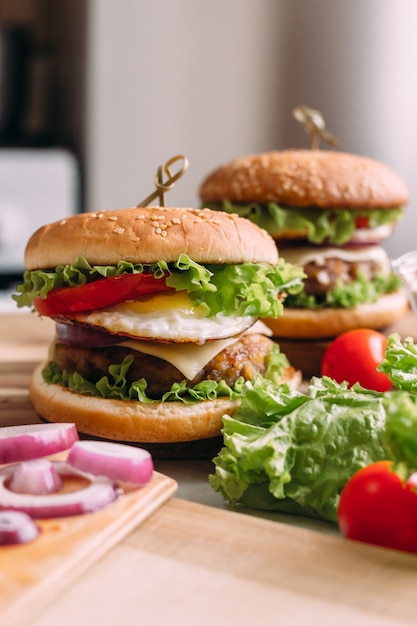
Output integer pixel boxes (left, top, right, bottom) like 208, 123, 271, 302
0, 0, 416, 290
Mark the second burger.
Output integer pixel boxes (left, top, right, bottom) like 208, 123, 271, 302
199, 149, 410, 339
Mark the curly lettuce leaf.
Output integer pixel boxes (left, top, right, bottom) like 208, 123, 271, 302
13, 254, 304, 319
42, 342, 290, 405
42, 357, 242, 404
381, 391, 417, 475
377, 334, 417, 474
210, 335, 417, 520
378, 333, 417, 393
209, 377, 390, 521
203, 200, 403, 245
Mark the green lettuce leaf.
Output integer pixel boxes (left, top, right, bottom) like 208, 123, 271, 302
203, 200, 403, 245
210, 335, 417, 521
13, 254, 304, 319
378, 333, 417, 393
42, 342, 290, 404
381, 391, 417, 475
209, 377, 391, 521
43, 357, 242, 404
377, 334, 417, 474
284, 272, 401, 309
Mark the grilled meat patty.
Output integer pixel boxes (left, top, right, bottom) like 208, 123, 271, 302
303, 257, 386, 297
52, 333, 276, 399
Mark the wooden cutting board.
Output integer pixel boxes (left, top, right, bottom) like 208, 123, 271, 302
28, 498, 417, 626
0, 469, 177, 626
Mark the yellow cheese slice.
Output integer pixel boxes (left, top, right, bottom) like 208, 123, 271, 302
118, 320, 272, 380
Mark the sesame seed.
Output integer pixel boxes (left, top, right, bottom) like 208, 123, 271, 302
108, 216, 118, 221
114, 227, 125, 234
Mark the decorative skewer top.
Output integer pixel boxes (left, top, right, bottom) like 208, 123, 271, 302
292, 106, 339, 150
137, 154, 189, 207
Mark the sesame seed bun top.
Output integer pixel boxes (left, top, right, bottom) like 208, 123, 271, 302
24, 206, 279, 270
199, 149, 409, 210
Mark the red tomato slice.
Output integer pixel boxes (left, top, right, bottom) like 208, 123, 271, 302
34, 273, 173, 317
355, 216, 370, 229
321, 328, 392, 392
338, 461, 417, 553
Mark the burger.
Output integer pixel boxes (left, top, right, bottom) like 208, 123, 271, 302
199, 149, 409, 340
14, 206, 304, 454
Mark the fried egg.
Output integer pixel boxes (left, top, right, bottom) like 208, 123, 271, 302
72, 291, 255, 343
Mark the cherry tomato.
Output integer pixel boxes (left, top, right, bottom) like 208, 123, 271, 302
34, 273, 173, 317
338, 461, 417, 553
321, 328, 392, 392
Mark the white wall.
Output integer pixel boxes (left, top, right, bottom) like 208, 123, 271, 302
85, 0, 417, 258
276, 0, 417, 258
85, 0, 283, 211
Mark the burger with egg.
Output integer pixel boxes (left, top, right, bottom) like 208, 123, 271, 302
199, 149, 409, 339
14, 206, 304, 452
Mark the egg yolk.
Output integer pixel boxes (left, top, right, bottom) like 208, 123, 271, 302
116, 291, 207, 317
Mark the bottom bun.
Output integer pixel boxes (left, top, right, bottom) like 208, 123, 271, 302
29, 363, 240, 444
265, 289, 409, 339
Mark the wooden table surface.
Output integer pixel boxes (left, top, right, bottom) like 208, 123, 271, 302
2, 311, 417, 626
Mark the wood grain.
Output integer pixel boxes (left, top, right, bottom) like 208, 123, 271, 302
27, 498, 417, 626
0, 470, 177, 626
133, 499, 417, 621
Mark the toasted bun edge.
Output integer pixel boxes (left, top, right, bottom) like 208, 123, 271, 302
199, 150, 409, 210
24, 206, 279, 269
264, 290, 409, 339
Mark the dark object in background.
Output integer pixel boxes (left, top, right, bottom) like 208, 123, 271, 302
0, 26, 31, 143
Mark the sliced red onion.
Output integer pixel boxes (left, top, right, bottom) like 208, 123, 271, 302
0, 423, 79, 464
0, 463, 118, 518
0, 510, 40, 545
56, 323, 122, 347
9, 459, 63, 495
67, 441, 154, 486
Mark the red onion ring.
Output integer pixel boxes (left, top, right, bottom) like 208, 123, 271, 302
9, 459, 63, 495
0, 510, 40, 545
67, 441, 154, 486
0, 461, 118, 518
0, 423, 79, 464
56, 323, 122, 348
